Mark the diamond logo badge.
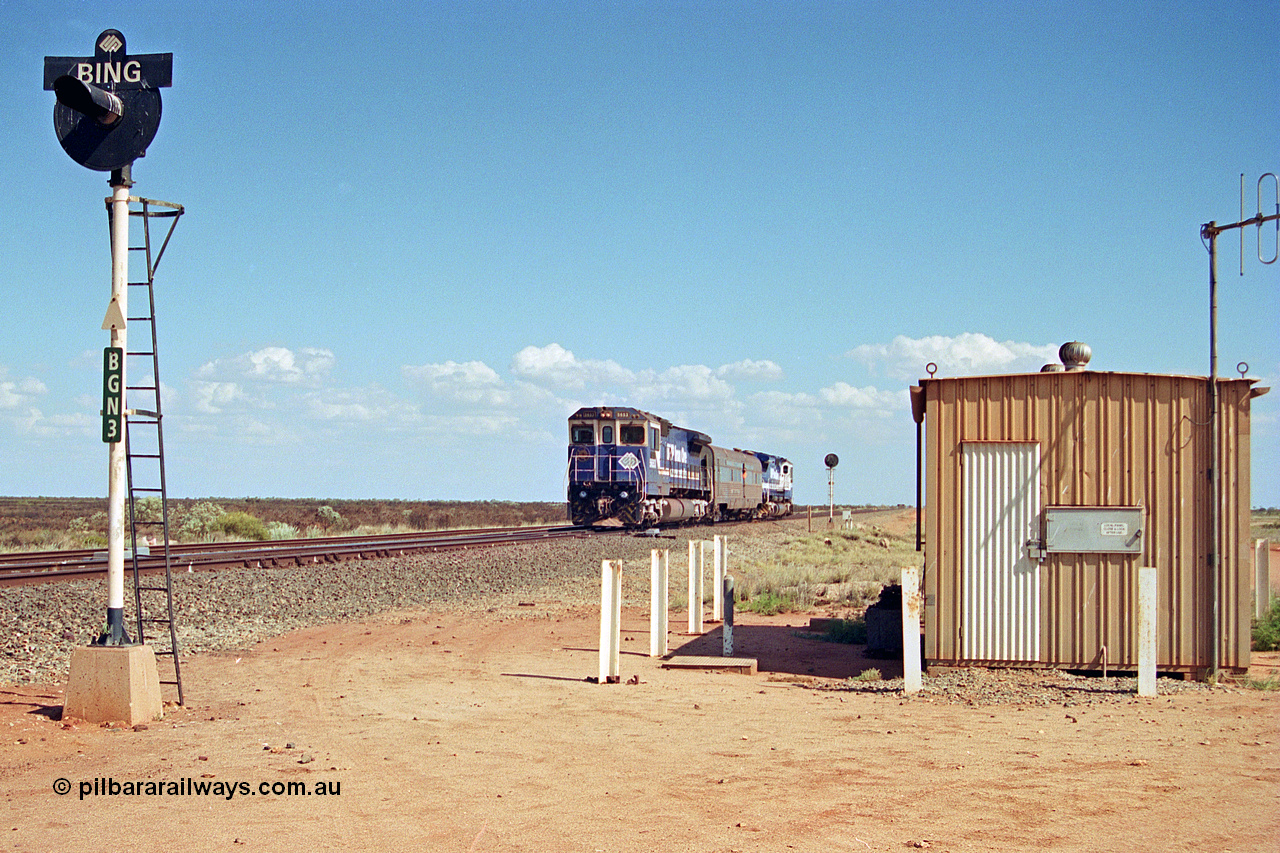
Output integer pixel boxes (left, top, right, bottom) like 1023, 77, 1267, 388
98, 34, 123, 53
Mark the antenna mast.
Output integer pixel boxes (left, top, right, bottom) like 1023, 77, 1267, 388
1199, 172, 1278, 680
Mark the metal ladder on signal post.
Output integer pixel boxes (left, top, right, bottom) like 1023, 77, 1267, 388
110, 195, 185, 706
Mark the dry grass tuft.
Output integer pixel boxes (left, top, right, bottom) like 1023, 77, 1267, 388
733, 524, 918, 614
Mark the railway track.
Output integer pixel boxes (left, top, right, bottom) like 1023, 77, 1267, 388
0, 507, 879, 587
0, 524, 592, 586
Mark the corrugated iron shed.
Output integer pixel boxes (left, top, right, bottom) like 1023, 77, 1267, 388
915, 370, 1263, 676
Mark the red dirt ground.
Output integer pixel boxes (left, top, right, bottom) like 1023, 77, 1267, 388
2, 604, 1278, 853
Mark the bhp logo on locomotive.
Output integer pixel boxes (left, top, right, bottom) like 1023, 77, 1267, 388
664, 444, 689, 465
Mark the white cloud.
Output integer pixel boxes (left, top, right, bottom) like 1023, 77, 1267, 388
506, 347, 784, 429
196, 346, 335, 385
743, 390, 822, 430
849, 333, 1059, 381
633, 364, 737, 405
303, 396, 382, 422
302, 388, 420, 423
0, 374, 47, 409
180, 345, 566, 456
0, 385, 26, 409
510, 343, 633, 389
819, 382, 904, 413
13, 408, 94, 438
404, 360, 501, 385
510, 344, 748, 413
402, 360, 509, 405
205, 414, 300, 446
158, 341, 925, 496
717, 359, 784, 381
749, 389, 821, 409
420, 413, 520, 437
190, 381, 254, 414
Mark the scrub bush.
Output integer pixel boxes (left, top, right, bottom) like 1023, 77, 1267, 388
215, 511, 269, 541
1253, 597, 1280, 652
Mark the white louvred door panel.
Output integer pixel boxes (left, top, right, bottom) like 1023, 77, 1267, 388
962, 442, 1041, 662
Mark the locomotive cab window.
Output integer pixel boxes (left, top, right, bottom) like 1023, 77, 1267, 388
601, 425, 614, 444
571, 425, 595, 445
619, 424, 645, 445
649, 427, 659, 451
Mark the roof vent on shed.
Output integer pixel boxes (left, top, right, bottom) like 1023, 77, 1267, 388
1059, 341, 1092, 371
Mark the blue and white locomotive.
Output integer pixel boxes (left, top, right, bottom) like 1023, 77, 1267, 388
566, 406, 793, 527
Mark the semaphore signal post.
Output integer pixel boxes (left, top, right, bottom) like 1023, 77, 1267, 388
44, 29, 182, 723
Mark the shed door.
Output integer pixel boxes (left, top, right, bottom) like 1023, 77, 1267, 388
962, 442, 1041, 662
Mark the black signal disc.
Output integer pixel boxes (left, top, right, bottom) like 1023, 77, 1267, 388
54, 88, 162, 172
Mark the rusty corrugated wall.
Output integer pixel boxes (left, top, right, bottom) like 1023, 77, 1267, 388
919, 371, 1258, 674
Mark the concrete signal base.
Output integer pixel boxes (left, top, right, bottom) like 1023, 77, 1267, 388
63, 645, 164, 726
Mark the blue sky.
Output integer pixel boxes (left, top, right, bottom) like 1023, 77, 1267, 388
3, 1, 1277, 506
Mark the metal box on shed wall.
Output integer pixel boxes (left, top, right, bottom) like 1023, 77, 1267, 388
1042, 506, 1145, 554
916, 371, 1261, 675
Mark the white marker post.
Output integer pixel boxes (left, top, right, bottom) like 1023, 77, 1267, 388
1138, 567, 1157, 697
901, 567, 923, 694
712, 535, 725, 622
1257, 539, 1272, 621
687, 540, 699, 634
598, 560, 622, 684
650, 549, 668, 657
697, 541, 708, 633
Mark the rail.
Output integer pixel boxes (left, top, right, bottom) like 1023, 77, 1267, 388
0, 524, 591, 586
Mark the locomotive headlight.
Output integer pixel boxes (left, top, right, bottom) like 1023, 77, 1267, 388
579, 490, 587, 498
619, 491, 629, 499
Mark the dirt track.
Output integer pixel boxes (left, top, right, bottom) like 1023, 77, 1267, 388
2, 602, 1277, 853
